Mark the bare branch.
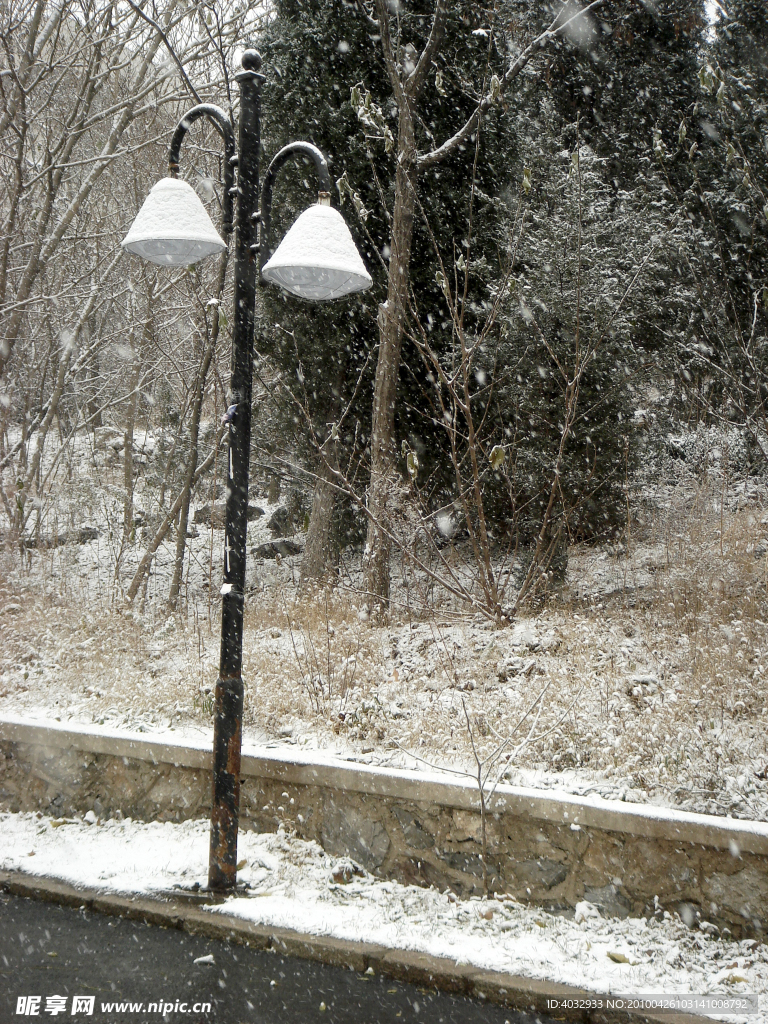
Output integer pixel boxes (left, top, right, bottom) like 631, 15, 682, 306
354, 0, 379, 31
419, 0, 604, 170
405, 0, 447, 100
372, 0, 408, 109
124, 0, 202, 104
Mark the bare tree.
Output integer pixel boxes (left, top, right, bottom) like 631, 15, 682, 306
0, 0, 189, 380
168, 254, 228, 609
1, 0, 268, 611
299, 435, 340, 592
355, 0, 604, 616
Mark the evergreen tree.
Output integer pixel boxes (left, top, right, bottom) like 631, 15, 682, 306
253, 0, 387, 579
670, 0, 768, 452
253, 0, 514, 586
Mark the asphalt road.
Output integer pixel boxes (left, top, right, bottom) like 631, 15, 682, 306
0, 892, 552, 1024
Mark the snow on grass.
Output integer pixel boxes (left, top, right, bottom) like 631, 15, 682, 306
2, 428, 768, 821
2, 811, 766, 1021
2, 570, 767, 822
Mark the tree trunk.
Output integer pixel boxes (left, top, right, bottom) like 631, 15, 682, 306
121, 344, 141, 544
125, 429, 224, 604
267, 472, 281, 504
168, 258, 227, 609
116, 278, 155, 585
0, 0, 178, 380
363, 114, 418, 615
167, 353, 209, 609
299, 442, 339, 591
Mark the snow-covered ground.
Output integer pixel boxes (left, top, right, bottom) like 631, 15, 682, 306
2, 811, 766, 1022
1, 422, 768, 822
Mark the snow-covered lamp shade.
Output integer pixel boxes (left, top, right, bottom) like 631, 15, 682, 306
261, 203, 372, 301
121, 178, 226, 266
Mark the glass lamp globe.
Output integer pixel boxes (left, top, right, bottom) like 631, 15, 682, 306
121, 178, 226, 266
261, 201, 372, 301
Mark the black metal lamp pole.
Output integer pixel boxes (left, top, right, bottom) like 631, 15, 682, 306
205, 51, 261, 892
168, 50, 336, 891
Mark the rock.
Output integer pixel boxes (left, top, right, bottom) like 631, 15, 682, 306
1, 603, 22, 616
438, 850, 503, 891
583, 883, 630, 919
267, 506, 292, 537
193, 503, 264, 527
574, 900, 601, 923
21, 535, 45, 549
75, 526, 100, 544
498, 657, 522, 681
538, 633, 560, 653
392, 856, 454, 892
499, 656, 536, 681
193, 504, 221, 527
93, 426, 123, 450
321, 803, 390, 872
607, 951, 632, 964
392, 807, 434, 851
330, 858, 365, 884
513, 857, 568, 891
666, 435, 688, 460
628, 674, 662, 697
510, 625, 540, 651
22, 527, 99, 549
704, 865, 768, 922
253, 539, 303, 559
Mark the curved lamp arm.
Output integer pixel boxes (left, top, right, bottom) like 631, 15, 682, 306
258, 142, 332, 276
168, 104, 237, 234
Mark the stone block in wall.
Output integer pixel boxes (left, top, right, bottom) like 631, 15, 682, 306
704, 863, 768, 929
580, 833, 626, 886
240, 777, 320, 843
392, 807, 434, 850
144, 769, 209, 820
509, 857, 568, 892
321, 799, 390, 872
450, 808, 499, 848
622, 840, 699, 902
28, 744, 92, 795
436, 849, 503, 894
98, 758, 157, 814
582, 883, 631, 919
391, 856, 452, 892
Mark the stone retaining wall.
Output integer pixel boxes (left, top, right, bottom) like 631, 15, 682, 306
1, 716, 766, 939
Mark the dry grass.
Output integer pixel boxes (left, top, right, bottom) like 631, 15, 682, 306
1, 468, 767, 818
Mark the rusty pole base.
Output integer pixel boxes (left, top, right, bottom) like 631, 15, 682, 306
208, 675, 244, 891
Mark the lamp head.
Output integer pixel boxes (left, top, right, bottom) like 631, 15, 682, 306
261, 201, 372, 301
121, 178, 226, 266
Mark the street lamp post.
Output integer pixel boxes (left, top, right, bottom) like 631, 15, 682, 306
122, 49, 371, 890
